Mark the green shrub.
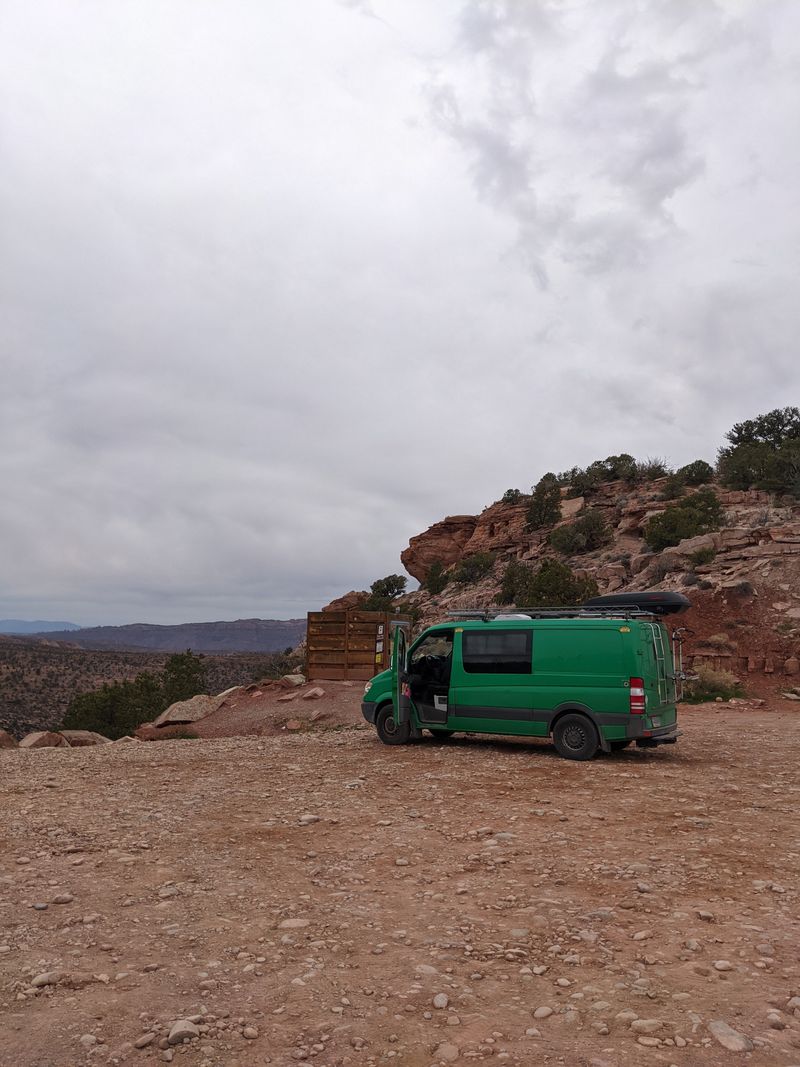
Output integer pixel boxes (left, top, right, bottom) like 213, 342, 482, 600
689, 546, 716, 567
501, 488, 523, 504
452, 552, 496, 585
424, 561, 449, 595
548, 509, 612, 555
636, 457, 671, 481
677, 459, 714, 485
644, 488, 724, 551
526, 473, 562, 530
717, 407, 800, 497
499, 558, 598, 607
682, 664, 743, 704
363, 574, 407, 611
659, 472, 686, 500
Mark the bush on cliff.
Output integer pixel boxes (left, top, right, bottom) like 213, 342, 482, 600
644, 488, 724, 551
363, 574, 407, 611
548, 510, 612, 555
717, 406, 800, 497
526, 473, 562, 530
499, 559, 598, 607
452, 552, 496, 585
424, 561, 449, 595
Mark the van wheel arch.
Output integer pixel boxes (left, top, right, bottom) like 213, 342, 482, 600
549, 705, 610, 754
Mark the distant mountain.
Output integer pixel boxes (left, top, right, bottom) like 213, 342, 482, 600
0, 619, 81, 634
32, 618, 306, 653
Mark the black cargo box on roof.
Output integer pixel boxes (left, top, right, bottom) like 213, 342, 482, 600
583, 591, 690, 616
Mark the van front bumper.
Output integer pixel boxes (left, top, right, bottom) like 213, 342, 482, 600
361, 700, 378, 724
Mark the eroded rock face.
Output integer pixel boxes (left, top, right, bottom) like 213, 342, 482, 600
401, 514, 478, 583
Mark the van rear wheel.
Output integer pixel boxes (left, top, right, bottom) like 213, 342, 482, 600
376, 705, 411, 746
553, 714, 599, 761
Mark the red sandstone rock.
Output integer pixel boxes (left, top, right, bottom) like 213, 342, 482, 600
401, 514, 478, 582
322, 590, 369, 611
19, 731, 70, 749
0, 728, 18, 749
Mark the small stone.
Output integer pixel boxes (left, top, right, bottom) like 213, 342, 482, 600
525, 1027, 541, 1037
632, 930, 652, 941
167, 1020, 200, 1045
434, 1043, 459, 1063
31, 971, 64, 987
279, 917, 309, 929
395, 858, 409, 866
533, 1006, 553, 1019
243, 1027, 258, 1040
631, 1019, 663, 1034
32, 903, 48, 911
707, 1020, 753, 1052
134, 1034, 156, 1049
713, 960, 733, 971
299, 814, 320, 825
433, 993, 449, 1009
51, 893, 74, 905
79, 1035, 97, 1049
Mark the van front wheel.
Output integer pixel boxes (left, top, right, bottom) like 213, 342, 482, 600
376, 705, 411, 746
553, 714, 599, 761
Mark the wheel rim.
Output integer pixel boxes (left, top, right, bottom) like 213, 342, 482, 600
383, 715, 397, 736
562, 723, 587, 750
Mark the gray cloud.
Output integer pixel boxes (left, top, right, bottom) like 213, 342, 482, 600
1, 0, 799, 624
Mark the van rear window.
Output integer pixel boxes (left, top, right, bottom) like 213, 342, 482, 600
462, 630, 532, 674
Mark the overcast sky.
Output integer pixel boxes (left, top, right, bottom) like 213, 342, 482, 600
2, 0, 799, 626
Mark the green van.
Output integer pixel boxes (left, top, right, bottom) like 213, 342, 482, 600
361, 592, 688, 760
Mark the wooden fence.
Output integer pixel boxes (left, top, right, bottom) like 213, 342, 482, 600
306, 610, 408, 682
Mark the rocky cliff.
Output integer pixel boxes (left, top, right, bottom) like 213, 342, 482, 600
398, 478, 800, 683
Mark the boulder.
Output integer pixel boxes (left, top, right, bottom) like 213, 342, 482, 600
113, 735, 141, 743
60, 730, 111, 747
0, 729, 18, 749
19, 731, 70, 749
302, 687, 325, 700
784, 656, 800, 676
278, 674, 306, 688
153, 694, 217, 727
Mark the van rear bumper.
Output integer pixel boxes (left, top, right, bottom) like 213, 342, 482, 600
626, 719, 679, 744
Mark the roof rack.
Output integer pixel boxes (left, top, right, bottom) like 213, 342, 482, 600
447, 607, 658, 621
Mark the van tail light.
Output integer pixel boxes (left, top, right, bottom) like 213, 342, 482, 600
629, 677, 646, 715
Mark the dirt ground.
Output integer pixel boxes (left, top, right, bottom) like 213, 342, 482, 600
2, 707, 800, 1067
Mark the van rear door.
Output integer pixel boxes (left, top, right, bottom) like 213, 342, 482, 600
639, 622, 677, 726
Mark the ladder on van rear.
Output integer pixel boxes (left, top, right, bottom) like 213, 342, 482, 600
645, 622, 673, 705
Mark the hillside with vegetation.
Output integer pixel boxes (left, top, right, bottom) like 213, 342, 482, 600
0, 639, 300, 738
341, 408, 800, 689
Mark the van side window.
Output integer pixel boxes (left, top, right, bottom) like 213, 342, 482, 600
462, 630, 532, 674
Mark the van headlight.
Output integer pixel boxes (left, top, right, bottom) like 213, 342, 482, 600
364, 682, 372, 695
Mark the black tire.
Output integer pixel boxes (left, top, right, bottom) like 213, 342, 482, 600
375, 705, 411, 746
427, 729, 455, 741
610, 739, 632, 752
552, 713, 599, 761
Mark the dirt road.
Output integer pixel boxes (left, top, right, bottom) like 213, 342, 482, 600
2, 707, 799, 1067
